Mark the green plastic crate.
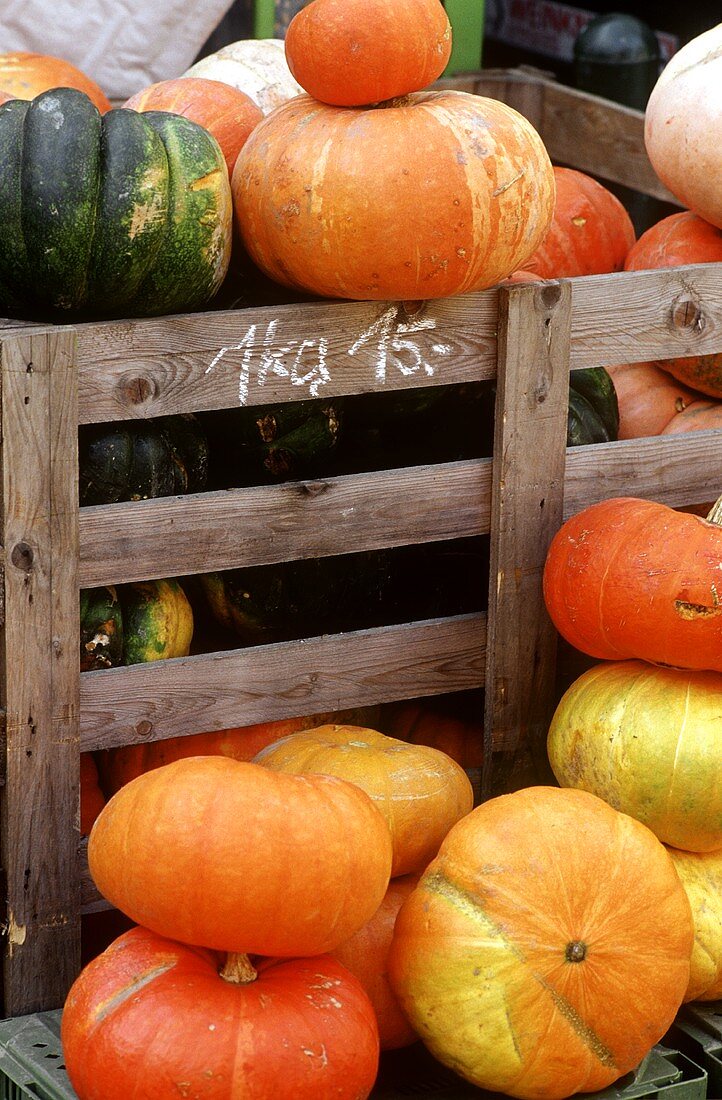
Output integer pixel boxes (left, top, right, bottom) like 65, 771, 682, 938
668, 1003, 722, 1097
0, 1012, 76, 1100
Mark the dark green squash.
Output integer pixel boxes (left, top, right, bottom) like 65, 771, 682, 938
80, 586, 123, 671
567, 366, 620, 447
79, 415, 209, 504
0, 89, 232, 320
80, 579, 193, 669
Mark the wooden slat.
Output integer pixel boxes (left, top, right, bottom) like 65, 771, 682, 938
564, 434, 722, 516
484, 281, 572, 790
73, 294, 499, 423
0, 332, 81, 1016
78, 613, 486, 751
78, 459, 491, 587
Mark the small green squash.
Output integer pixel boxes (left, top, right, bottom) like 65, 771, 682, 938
80, 579, 193, 670
80, 586, 123, 671
567, 366, 620, 447
79, 415, 209, 504
0, 89, 232, 320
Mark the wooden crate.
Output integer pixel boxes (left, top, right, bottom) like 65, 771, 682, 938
2, 68, 722, 1018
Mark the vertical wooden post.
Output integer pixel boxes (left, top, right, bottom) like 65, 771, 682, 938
483, 282, 572, 797
0, 328, 81, 1015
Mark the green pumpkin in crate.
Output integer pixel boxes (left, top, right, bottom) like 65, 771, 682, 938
80, 579, 193, 671
567, 366, 620, 447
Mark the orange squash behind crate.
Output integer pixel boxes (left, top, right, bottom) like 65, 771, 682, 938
0, 51, 111, 112
383, 699, 484, 770
80, 753, 106, 835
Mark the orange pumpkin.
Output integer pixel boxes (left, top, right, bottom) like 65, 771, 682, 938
80, 753, 106, 836
524, 166, 635, 279
548, 660, 722, 853
63, 927, 380, 1100
254, 724, 474, 877
543, 495, 722, 671
285, 0, 451, 106
382, 700, 484, 770
96, 712, 333, 797
232, 91, 555, 301
607, 361, 702, 438
123, 77, 262, 176
0, 52, 111, 113
0, 90, 12, 105
624, 211, 722, 397
88, 756, 393, 956
388, 786, 693, 1099
668, 847, 722, 1001
662, 399, 722, 434
331, 875, 419, 1049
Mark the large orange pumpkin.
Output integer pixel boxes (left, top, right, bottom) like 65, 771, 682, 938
88, 756, 393, 956
254, 724, 473, 877
285, 0, 451, 106
606, 361, 705, 438
388, 786, 693, 1099
0, 52, 111, 113
543, 495, 722, 671
96, 712, 333, 797
62, 926, 380, 1100
547, 660, 722, 853
123, 77, 262, 177
231, 91, 555, 301
667, 847, 722, 1002
523, 166, 635, 279
624, 212, 722, 397
331, 875, 419, 1050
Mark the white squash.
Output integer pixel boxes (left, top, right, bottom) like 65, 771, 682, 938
183, 38, 303, 116
645, 24, 722, 227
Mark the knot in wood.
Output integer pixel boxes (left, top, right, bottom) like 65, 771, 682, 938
118, 373, 158, 407
299, 480, 329, 497
671, 296, 705, 333
134, 719, 154, 739
10, 542, 34, 571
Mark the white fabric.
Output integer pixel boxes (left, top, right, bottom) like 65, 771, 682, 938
0, 0, 236, 101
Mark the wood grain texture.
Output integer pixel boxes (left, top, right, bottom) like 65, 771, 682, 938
484, 282, 572, 791
73, 295, 499, 423
78, 459, 491, 587
79, 613, 486, 752
0, 332, 81, 1015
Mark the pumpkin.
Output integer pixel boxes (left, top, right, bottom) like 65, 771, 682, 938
331, 875, 419, 1050
0, 89, 231, 320
80, 579, 193, 671
567, 366, 619, 447
96, 712, 337, 797
0, 51, 111, 113
123, 77, 262, 177
231, 91, 555, 301
662, 400, 722, 434
607, 361, 703, 438
285, 0, 451, 107
80, 754, 106, 836
254, 724, 473, 877
543, 495, 722, 671
183, 38, 303, 116
667, 847, 722, 1002
88, 756, 393, 955
524, 166, 636, 279
382, 699, 484, 770
645, 25, 722, 229
547, 660, 722, 852
624, 212, 722, 397
387, 786, 693, 1099
0, 91, 12, 105
62, 926, 380, 1100
79, 414, 208, 505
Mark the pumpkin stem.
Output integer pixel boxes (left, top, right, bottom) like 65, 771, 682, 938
220, 953, 258, 984
706, 497, 722, 526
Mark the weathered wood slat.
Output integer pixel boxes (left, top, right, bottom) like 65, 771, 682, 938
0, 332, 81, 1016
484, 282, 572, 789
79, 460, 491, 587
78, 613, 486, 752
74, 295, 499, 423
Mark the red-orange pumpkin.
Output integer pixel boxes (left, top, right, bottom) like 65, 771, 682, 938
123, 77, 262, 176
285, 0, 451, 106
0, 52, 111, 113
232, 91, 555, 301
331, 875, 419, 1050
606, 361, 719, 438
254, 724, 474, 877
80, 754, 106, 836
624, 212, 722, 397
388, 786, 693, 1099
382, 700, 484, 770
543, 496, 722, 671
62, 926, 380, 1100
0, 90, 12, 105
524, 166, 635, 278
96, 712, 333, 797
88, 756, 393, 956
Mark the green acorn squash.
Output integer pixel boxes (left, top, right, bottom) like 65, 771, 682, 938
79, 415, 209, 504
0, 89, 232, 320
80, 579, 193, 670
567, 366, 620, 447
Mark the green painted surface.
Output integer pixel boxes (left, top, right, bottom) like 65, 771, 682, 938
444, 0, 485, 74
